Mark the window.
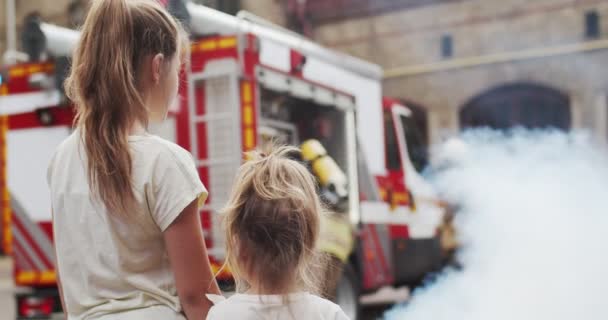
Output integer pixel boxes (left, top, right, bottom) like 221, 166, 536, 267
384, 111, 401, 171
441, 34, 453, 58
585, 10, 600, 39
399, 115, 429, 172
191, 0, 240, 15
385, 110, 429, 172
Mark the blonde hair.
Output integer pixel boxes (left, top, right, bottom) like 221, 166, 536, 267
65, 0, 186, 215
222, 145, 324, 295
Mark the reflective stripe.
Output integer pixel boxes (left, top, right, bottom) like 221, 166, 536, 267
16, 270, 37, 284
0, 115, 9, 254
11, 197, 55, 266
9, 67, 25, 78
191, 37, 237, 53
14, 269, 56, 286
240, 81, 256, 151
12, 227, 46, 270
199, 40, 217, 51
218, 37, 237, 49
39, 270, 56, 284
13, 248, 33, 271
7, 63, 54, 79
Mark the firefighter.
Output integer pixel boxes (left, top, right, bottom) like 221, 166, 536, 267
300, 139, 349, 210
299, 139, 353, 300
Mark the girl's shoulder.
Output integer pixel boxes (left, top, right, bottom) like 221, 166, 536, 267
47, 130, 82, 180
130, 134, 197, 172
205, 294, 244, 320
302, 293, 346, 316
52, 129, 80, 157
131, 134, 191, 159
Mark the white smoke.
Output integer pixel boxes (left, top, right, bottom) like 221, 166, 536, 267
386, 129, 608, 320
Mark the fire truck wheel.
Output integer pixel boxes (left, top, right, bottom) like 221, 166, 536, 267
335, 263, 360, 320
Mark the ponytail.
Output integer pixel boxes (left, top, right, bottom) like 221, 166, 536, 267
65, 0, 184, 215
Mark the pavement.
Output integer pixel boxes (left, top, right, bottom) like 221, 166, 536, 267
0, 256, 14, 320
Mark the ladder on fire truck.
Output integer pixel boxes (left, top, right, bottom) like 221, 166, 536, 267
186, 60, 242, 259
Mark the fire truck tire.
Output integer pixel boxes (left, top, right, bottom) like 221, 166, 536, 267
334, 263, 360, 320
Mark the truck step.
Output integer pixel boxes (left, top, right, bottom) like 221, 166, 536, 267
0, 256, 13, 290
0, 256, 15, 320
359, 286, 410, 306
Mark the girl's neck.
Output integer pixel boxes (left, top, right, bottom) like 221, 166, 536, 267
245, 280, 296, 296
246, 284, 275, 295
129, 121, 147, 136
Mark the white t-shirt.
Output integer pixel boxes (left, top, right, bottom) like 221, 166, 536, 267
206, 292, 350, 320
48, 131, 207, 320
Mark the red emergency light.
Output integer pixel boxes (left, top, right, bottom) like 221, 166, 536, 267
18, 296, 56, 318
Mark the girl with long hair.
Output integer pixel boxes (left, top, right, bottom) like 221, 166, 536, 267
47, 1, 220, 319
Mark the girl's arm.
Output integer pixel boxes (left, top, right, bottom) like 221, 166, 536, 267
164, 199, 221, 320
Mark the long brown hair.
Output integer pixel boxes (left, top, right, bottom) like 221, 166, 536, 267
65, 0, 185, 215
221, 145, 324, 296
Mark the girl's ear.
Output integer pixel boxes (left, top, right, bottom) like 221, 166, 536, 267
151, 53, 164, 84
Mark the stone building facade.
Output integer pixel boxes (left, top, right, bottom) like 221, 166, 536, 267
244, 0, 608, 144
3, 0, 607, 144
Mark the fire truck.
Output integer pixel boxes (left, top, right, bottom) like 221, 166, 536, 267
0, 3, 449, 319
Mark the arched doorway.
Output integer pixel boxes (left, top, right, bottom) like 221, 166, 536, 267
460, 83, 571, 130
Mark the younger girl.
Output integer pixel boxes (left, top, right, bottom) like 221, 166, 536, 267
207, 146, 349, 319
